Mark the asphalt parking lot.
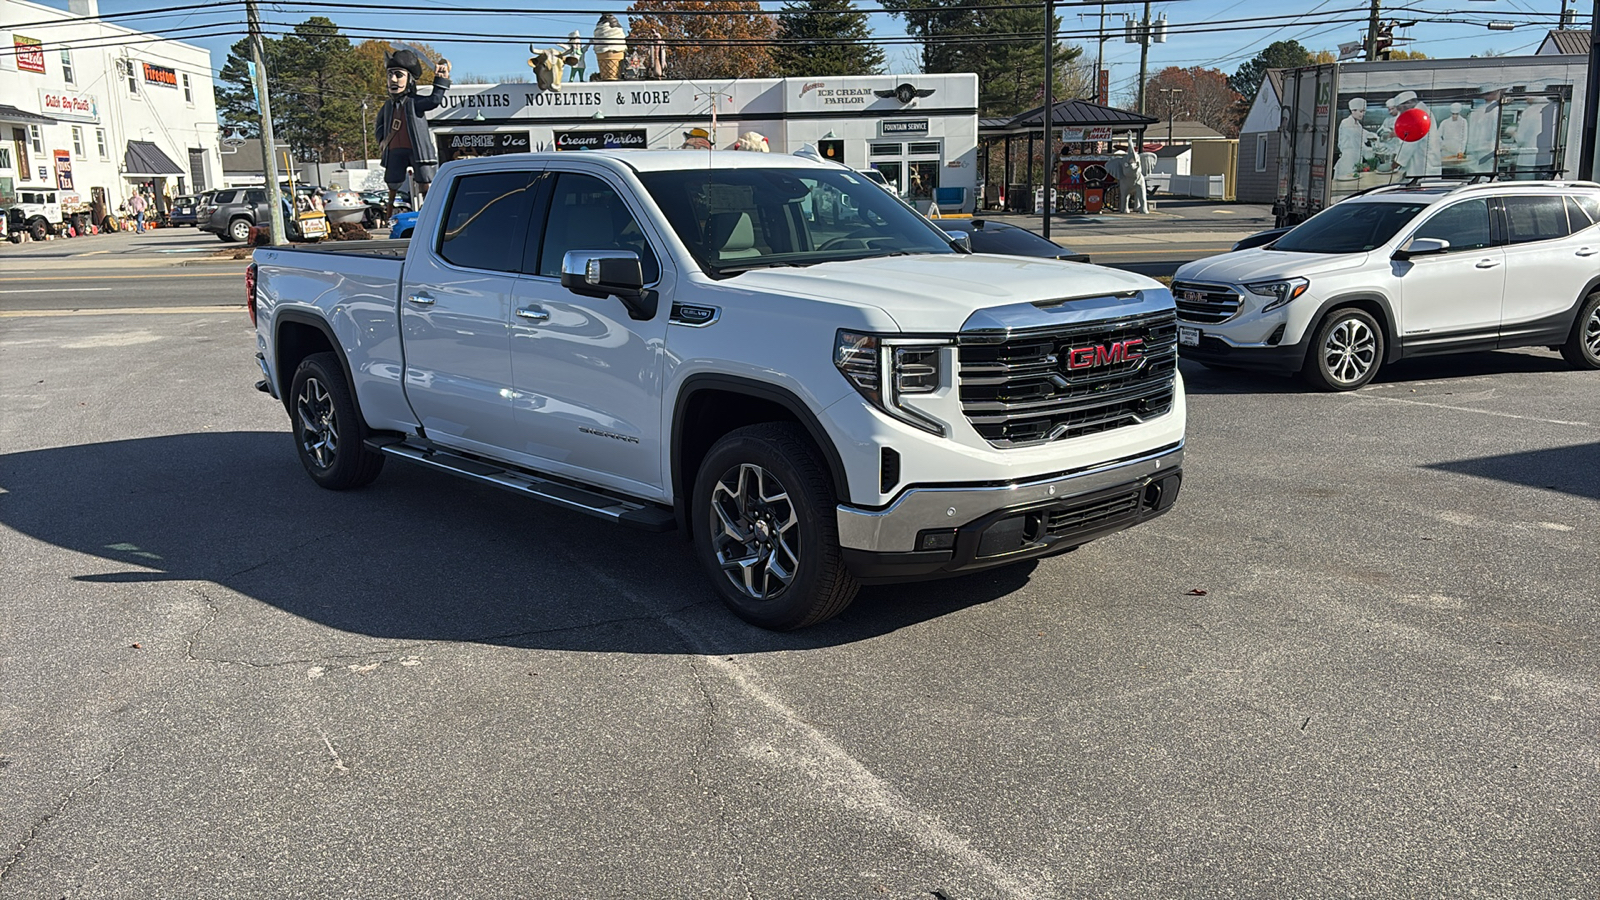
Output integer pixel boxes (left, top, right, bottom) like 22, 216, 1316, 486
2, 239, 1597, 896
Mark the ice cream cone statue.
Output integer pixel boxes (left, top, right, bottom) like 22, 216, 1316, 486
593, 14, 626, 82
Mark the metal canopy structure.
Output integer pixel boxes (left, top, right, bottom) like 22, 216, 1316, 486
124, 140, 185, 177
977, 99, 1158, 213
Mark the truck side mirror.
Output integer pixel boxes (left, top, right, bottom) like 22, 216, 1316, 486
561, 250, 657, 320
1394, 237, 1449, 259
943, 230, 972, 252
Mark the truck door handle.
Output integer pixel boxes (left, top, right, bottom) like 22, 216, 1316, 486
406, 293, 436, 305
1578, 247, 1598, 257
1475, 259, 1500, 269
516, 306, 550, 322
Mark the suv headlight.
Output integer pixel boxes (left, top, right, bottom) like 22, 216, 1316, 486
1244, 277, 1310, 313
835, 330, 949, 436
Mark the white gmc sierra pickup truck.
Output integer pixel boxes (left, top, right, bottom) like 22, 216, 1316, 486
249, 151, 1186, 629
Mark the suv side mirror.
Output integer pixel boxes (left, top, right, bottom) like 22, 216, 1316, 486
943, 230, 972, 252
561, 250, 657, 320
1394, 237, 1450, 259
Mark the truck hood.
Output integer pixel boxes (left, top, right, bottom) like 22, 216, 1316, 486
1175, 247, 1370, 286
724, 254, 1165, 332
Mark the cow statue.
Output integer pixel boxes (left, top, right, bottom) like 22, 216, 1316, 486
528, 45, 564, 93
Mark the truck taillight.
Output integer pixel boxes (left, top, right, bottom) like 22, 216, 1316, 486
245, 262, 258, 326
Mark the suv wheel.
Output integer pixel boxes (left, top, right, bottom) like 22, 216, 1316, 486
1303, 308, 1383, 391
692, 423, 859, 630
1559, 291, 1600, 370
227, 217, 252, 243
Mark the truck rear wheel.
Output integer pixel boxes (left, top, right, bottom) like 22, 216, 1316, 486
1302, 308, 1383, 391
1559, 291, 1600, 370
289, 352, 385, 490
692, 423, 859, 630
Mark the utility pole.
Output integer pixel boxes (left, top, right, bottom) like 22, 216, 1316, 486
246, 0, 287, 245
1136, 0, 1152, 115
1160, 87, 1183, 144
1365, 0, 1381, 61
1580, 0, 1598, 179
1043, 0, 1055, 238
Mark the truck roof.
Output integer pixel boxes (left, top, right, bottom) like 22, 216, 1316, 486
447, 149, 838, 175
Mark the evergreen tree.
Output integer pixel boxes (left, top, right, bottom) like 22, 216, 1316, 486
1228, 40, 1312, 102
881, 0, 1081, 116
773, 0, 884, 78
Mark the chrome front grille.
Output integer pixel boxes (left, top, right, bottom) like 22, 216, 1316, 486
1172, 281, 1243, 324
958, 311, 1178, 448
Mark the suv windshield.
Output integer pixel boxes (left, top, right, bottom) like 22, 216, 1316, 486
1273, 201, 1431, 254
637, 167, 954, 277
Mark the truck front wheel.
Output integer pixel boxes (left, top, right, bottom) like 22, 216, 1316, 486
289, 352, 385, 490
692, 423, 859, 630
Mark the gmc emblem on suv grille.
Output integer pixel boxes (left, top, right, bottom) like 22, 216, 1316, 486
1065, 338, 1144, 370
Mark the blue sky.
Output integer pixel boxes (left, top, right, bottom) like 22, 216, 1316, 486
38, 0, 1576, 100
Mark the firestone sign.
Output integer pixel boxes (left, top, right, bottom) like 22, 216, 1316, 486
39, 89, 99, 123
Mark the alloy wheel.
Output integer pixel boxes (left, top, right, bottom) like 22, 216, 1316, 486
296, 377, 339, 469
709, 463, 800, 602
1323, 317, 1377, 386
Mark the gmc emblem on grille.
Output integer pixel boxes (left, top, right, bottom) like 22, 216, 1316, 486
1065, 338, 1144, 370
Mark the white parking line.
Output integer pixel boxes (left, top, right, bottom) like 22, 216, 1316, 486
0, 288, 113, 294
1354, 393, 1594, 428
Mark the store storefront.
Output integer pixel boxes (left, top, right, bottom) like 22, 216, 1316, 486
430, 74, 979, 212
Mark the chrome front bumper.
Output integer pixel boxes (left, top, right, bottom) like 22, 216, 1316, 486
835, 443, 1184, 553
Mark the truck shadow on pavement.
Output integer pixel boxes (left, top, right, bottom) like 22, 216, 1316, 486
1179, 351, 1577, 395
0, 431, 1036, 655
1425, 441, 1600, 501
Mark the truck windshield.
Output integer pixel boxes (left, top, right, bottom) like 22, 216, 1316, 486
1272, 201, 1431, 254
637, 167, 955, 277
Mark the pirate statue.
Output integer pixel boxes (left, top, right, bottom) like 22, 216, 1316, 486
376, 47, 451, 217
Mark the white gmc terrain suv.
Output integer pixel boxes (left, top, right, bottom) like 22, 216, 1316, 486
1173, 180, 1600, 390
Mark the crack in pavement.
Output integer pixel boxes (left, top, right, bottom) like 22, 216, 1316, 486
0, 744, 130, 885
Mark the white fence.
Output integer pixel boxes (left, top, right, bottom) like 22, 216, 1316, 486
1150, 173, 1226, 200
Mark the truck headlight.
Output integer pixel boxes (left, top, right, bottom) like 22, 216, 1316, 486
1244, 277, 1310, 313
835, 330, 949, 436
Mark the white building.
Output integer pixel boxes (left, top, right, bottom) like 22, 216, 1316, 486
427, 74, 981, 213
1, 0, 221, 218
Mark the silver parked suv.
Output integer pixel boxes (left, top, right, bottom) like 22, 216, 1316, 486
1173, 179, 1600, 390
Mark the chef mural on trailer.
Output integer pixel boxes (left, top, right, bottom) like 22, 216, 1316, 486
376, 46, 452, 216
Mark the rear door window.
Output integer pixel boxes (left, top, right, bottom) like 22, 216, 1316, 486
437, 170, 541, 273
1501, 195, 1572, 244
1410, 198, 1492, 252
1565, 195, 1598, 231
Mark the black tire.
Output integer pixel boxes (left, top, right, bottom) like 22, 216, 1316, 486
1559, 291, 1600, 370
691, 423, 859, 630
1301, 307, 1384, 391
227, 217, 252, 243
288, 352, 385, 490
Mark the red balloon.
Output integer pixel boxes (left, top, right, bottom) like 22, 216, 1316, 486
1395, 107, 1432, 143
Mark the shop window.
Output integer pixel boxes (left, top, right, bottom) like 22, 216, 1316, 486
908, 141, 940, 155
61, 49, 74, 85
183, 73, 193, 105
869, 143, 901, 157
96, 129, 108, 159
71, 127, 84, 158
